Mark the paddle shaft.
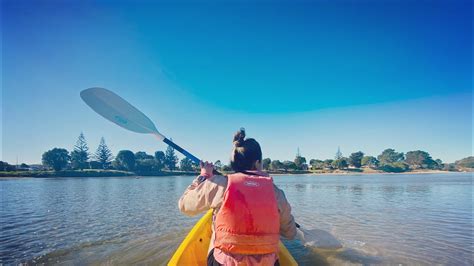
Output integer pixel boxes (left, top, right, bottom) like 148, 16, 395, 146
162, 137, 200, 164
158, 134, 221, 175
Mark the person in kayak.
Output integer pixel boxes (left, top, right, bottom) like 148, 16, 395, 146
179, 128, 297, 266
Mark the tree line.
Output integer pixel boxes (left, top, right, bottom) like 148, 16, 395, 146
1, 132, 473, 173
39, 133, 190, 173
262, 147, 462, 173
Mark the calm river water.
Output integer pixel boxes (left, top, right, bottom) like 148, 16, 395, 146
1, 173, 472, 265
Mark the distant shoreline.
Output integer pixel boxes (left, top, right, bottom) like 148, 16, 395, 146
272, 170, 471, 176
0, 169, 198, 178
269, 169, 472, 176
0, 168, 470, 178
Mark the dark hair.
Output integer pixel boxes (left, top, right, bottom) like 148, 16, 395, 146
230, 128, 262, 172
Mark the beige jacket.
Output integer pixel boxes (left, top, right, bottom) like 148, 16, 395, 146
178, 172, 297, 252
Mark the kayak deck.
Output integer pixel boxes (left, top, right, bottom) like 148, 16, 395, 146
168, 210, 297, 266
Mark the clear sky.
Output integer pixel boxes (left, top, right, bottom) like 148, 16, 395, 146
2, 0, 472, 164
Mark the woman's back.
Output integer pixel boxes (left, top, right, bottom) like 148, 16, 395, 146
178, 128, 296, 265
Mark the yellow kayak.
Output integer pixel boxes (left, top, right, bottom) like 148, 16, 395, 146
168, 210, 298, 266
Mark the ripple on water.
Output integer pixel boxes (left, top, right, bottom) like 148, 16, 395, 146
0, 173, 473, 265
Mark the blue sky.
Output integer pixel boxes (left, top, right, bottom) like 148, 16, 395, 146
2, 0, 472, 164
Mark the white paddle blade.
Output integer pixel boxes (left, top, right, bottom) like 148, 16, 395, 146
80, 87, 164, 140
298, 228, 343, 249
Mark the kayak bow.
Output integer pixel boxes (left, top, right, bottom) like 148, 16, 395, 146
168, 210, 297, 266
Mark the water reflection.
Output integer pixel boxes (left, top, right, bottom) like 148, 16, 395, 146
406, 184, 431, 194
294, 183, 305, 192
335, 185, 347, 193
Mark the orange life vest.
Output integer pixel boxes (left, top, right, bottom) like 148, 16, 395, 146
214, 172, 280, 255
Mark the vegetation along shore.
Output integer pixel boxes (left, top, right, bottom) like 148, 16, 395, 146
1, 133, 472, 177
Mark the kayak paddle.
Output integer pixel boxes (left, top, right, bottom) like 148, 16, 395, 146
80, 87, 200, 164
80, 87, 337, 248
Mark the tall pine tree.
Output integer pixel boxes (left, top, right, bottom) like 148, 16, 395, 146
164, 144, 178, 171
335, 146, 343, 160
71, 132, 90, 170
95, 137, 113, 169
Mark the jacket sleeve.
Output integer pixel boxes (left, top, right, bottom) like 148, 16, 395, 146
178, 175, 227, 216
275, 185, 297, 240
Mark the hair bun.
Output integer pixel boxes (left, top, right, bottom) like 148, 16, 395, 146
233, 127, 246, 147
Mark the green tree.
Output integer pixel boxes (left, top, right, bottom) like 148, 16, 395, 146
222, 164, 232, 172
380, 162, 409, 173
332, 158, 348, 170
154, 151, 165, 170
309, 159, 324, 169
42, 148, 70, 171
0, 161, 16, 171
349, 151, 364, 168
191, 160, 200, 171
214, 160, 223, 171
377, 148, 404, 165
71, 132, 90, 170
323, 159, 334, 169
135, 159, 159, 172
443, 163, 457, 171
164, 145, 178, 171
114, 150, 136, 171
134, 152, 156, 172
405, 150, 435, 169
361, 156, 379, 168
294, 156, 307, 170
270, 160, 283, 171
94, 137, 113, 169
262, 158, 272, 170
180, 158, 194, 171
135, 151, 154, 160
71, 151, 85, 170
89, 160, 102, 169
282, 161, 297, 172
0, 161, 7, 171
335, 147, 343, 160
